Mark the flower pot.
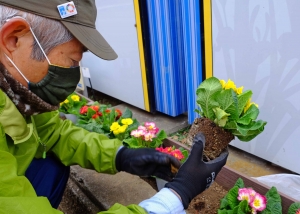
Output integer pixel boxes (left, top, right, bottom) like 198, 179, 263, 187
65, 114, 78, 124
155, 178, 168, 191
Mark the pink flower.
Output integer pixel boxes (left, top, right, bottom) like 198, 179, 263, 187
148, 127, 159, 134
138, 126, 147, 131
296, 208, 300, 214
144, 122, 156, 129
249, 193, 267, 211
144, 132, 155, 141
131, 129, 145, 138
237, 188, 252, 203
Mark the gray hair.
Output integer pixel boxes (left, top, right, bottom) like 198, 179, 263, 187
0, 5, 74, 61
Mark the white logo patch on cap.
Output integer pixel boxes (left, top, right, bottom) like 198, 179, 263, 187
57, 1, 77, 19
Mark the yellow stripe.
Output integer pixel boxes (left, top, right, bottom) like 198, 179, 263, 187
133, 0, 150, 112
203, 0, 213, 78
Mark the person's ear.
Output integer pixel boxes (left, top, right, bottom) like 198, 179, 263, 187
0, 17, 31, 58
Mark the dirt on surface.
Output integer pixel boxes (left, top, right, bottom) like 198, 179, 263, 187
142, 176, 228, 214
187, 181, 227, 214
187, 118, 234, 161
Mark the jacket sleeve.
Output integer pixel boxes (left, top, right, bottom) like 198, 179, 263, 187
33, 111, 123, 174
98, 203, 147, 214
0, 151, 62, 214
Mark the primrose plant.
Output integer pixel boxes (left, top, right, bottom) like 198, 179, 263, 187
218, 178, 282, 214
123, 122, 167, 149
195, 77, 267, 141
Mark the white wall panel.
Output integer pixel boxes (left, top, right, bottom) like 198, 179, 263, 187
81, 0, 145, 109
212, 0, 300, 173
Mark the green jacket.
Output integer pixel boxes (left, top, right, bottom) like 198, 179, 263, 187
0, 90, 147, 214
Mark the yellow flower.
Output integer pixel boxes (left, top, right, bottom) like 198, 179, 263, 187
71, 95, 80, 102
113, 129, 120, 135
63, 99, 69, 104
220, 79, 226, 88
60, 102, 64, 106
110, 122, 120, 132
244, 99, 251, 113
118, 125, 128, 134
121, 118, 133, 125
244, 99, 259, 113
235, 86, 244, 95
224, 79, 237, 91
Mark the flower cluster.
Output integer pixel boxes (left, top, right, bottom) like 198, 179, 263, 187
123, 122, 167, 149
218, 178, 280, 214
76, 103, 137, 136
220, 79, 244, 95
195, 77, 267, 142
156, 146, 185, 161
80, 105, 122, 120
131, 122, 159, 142
237, 188, 267, 213
110, 119, 133, 133
59, 93, 87, 115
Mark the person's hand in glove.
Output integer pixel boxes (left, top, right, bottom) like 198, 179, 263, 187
165, 133, 229, 209
115, 146, 181, 181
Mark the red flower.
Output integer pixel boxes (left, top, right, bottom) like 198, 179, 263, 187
115, 109, 122, 120
80, 106, 88, 114
90, 105, 99, 112
98, 112, 103, 117
92, 113, 99, 119
156, 147, 184, 161
105, 109, 111, 113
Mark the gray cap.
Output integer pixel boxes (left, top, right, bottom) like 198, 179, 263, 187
0, 0, 118, 60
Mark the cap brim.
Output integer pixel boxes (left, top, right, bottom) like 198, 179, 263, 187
61, 21, 118, 60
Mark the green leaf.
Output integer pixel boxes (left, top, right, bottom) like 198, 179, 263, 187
237, 90, 252, 116
196, 77, 222, 120
215, 89, 239, 120
76, 121, 104, 134
179, 148, 189, 163
232, 120, 267, 142
217, 209, 230, 214
156, 130, 167, 141
261, 187, 282, 214
126, 119, 139, 133
227, 186, 240, 209
234, 178, 245, 188
87, 107, 96, 118
121, 107, 133, 119
123, 138, 141, 148
237, 200, 249, 214
288, 202, 300, 214
219, 196, 230, 210
213, 107, 231, 127
237, 104, 259, 125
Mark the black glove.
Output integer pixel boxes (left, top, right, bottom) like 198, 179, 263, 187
165, 133, 228, 209
115, 146, 181, 181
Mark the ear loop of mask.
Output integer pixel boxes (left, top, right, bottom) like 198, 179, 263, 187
4, 16, 51, 85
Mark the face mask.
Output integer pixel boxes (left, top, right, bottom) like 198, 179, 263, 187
5, 18, 80, 106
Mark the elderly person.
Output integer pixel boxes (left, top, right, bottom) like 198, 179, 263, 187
0, 0, 228, 213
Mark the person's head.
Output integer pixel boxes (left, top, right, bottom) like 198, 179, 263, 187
0, 0, 117, 101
